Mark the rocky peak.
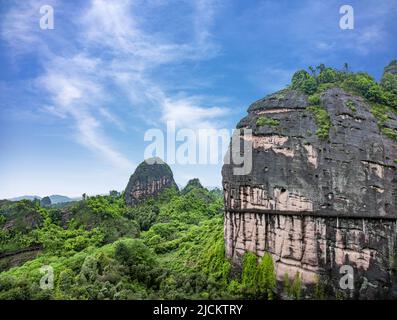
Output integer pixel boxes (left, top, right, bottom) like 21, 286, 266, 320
125, 157, 177, 206
384, 60, 397, 75
182, 178, 203, 194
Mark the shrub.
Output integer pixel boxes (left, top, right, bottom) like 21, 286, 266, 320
370, 104, 389, 125
241, 252, 258, 296
302, 77, 318, 94
308, 94, 320, 105
256, 116, 280, 127
314, 275, 326, 300
291, 70, 311, 89
114, 239, 156, 268
256, 253, 276, 300
291, 272, 302, 300
345, 100, 357, 112
381, 72, 397, 95
317, 68, 337, 84
306, 105, 331, 139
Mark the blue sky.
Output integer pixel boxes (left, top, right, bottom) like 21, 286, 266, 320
0, 0, 396, 198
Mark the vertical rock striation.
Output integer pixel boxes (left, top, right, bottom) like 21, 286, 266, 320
222, 76, 397, 298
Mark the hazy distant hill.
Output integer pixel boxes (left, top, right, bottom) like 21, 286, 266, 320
48, 195, 73, 204
8, 195, 41, 201
8, 194, 74, 204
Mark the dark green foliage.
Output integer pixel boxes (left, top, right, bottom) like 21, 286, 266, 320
240, 252, 276, 299
241, 252, 258, 296
125, 202, 159, 231
290, 66, 318, 94
282, 272, 302, 300
256, 253, 276, 300
317, 68, 338, 84
109, 190, 120, 198
301, 77, 318, 94
0, 200, 44, 254
381, 72, 397, 95
40, 197, 51, 207
114, 239, 156, 268
291, 70, 310, 89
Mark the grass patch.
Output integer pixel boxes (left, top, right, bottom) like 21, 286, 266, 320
345, 100, 357, 112
308, 94, 320, 105
306, 105, 331, 139
370, 104, 397, 141
381, 127, 397, 140
256, 116, 280, 127
370, 104, 389, 125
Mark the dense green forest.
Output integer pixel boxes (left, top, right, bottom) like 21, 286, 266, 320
0, 182, 280, 300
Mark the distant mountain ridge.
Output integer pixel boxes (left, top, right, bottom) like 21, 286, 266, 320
8, 194, 74, 204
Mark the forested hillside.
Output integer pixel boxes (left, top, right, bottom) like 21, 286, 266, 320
0, 182, 278, 300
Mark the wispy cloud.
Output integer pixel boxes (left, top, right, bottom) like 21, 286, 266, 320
2, 0, 227, 168
99, 107, 126, 132
162, 96, 228, 130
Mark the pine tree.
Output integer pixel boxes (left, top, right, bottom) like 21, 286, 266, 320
291, 272, 302, 300
256, 253, 276, 299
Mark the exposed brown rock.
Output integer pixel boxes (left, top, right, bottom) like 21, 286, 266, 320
125, 157, 177, 206
222, 84, 397, 298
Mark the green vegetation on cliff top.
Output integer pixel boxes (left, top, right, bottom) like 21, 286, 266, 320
290, 63, 397, 140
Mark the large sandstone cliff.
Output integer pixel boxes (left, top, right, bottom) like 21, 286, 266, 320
222, 66, 397, 299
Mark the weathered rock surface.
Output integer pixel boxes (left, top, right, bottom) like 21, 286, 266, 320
384, 60, 397, 76
125, 157, 177, 206
222, 81, 397, 298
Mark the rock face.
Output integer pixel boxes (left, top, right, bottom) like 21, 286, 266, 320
384, 60, 397, 75
222, 85, 397, 298
125, 157, 177, 206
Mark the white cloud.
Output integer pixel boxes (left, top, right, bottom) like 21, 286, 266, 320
2, 0, 227, 171
99, 107, 126, 132
162, 97, 228, 130
1, 0, 43, 52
